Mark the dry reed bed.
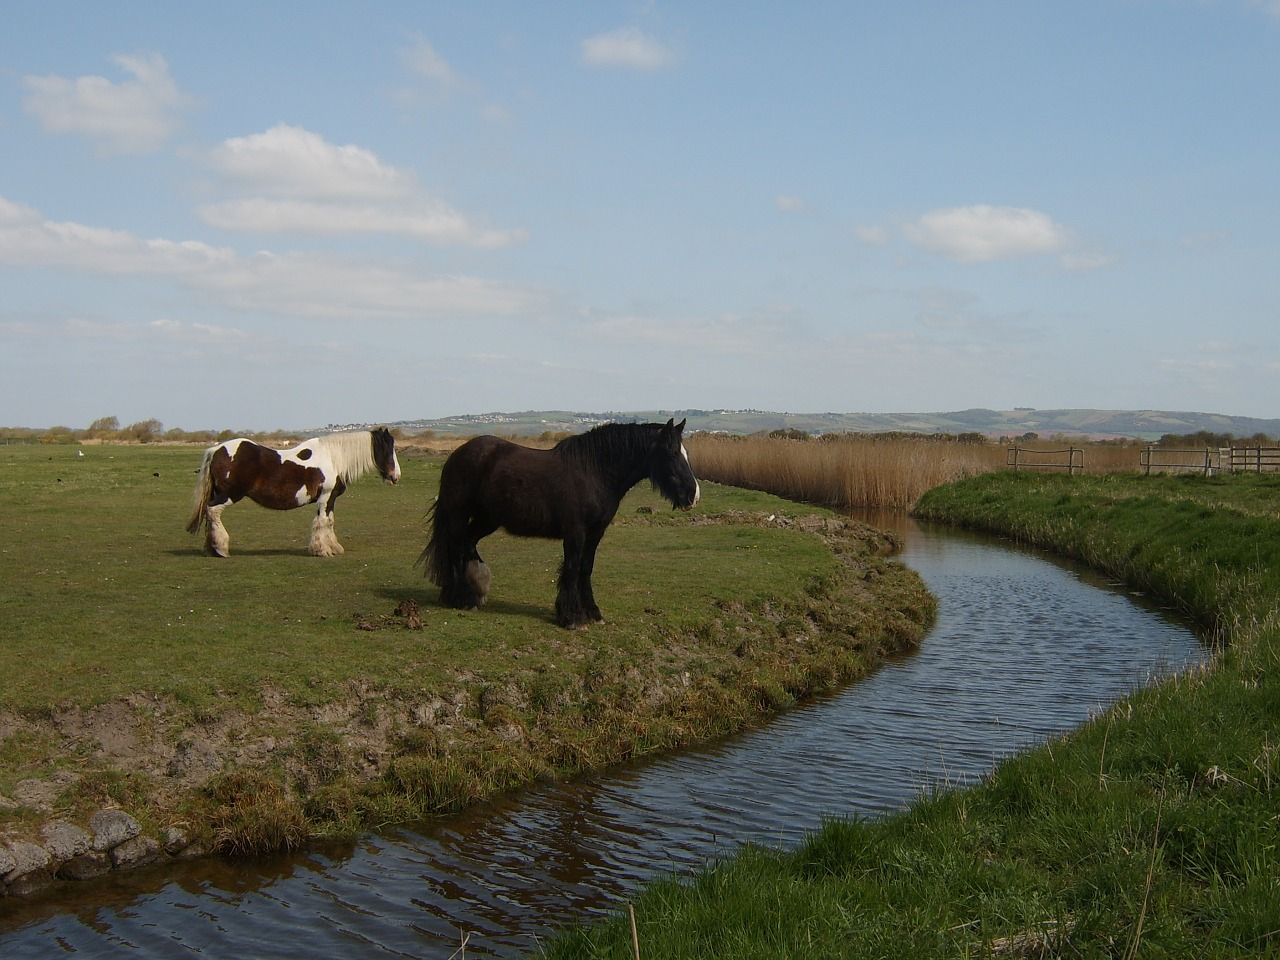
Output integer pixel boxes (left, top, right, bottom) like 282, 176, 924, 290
686, 435, 1142, 509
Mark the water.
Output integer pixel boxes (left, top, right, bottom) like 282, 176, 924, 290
0, 515, 1208, 958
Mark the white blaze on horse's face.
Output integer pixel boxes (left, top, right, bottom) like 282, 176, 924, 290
682, 444, 700, 506
387, 450, 402, 485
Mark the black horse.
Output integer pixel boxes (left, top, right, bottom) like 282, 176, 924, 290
418, 419, 700, 629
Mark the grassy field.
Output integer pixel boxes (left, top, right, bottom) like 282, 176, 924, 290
0, 442, 933, 854
539, 471, 1280, 958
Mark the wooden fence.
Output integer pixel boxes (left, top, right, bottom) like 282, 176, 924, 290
1225, 446, 1280, 473
1006, 446, 1084, 475
1140, 447, 1219, 476
1140, 446, 1280, 476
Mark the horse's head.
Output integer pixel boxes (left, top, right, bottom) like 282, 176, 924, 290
650, 418, 700, 510
372, 427, 401, 485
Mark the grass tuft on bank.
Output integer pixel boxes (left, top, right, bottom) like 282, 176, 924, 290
539, 472, 1280, 958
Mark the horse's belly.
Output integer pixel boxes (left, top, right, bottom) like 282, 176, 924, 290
251, 484, 315, 510
502, 519, 561, 539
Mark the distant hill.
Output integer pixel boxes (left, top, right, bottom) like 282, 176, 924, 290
348, 408, 1280, 442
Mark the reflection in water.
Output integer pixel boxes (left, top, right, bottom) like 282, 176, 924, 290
1, 515, 1208, 957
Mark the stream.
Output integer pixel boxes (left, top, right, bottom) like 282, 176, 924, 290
0, 513, 1209, 957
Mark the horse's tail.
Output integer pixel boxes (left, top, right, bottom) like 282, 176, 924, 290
186, 447, 216, 534
415, 449, 481, 605
415, 497, 451, 585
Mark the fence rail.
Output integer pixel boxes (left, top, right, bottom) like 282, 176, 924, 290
1006, 446, 1084, 475
1138, 446, 1280, 476
1225, 446, 1280, 473
1139, 447, 1219, 476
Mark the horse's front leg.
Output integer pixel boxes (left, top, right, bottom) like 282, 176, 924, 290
309, 482, 346, 557
308, 507, 340, 556
555, 533, 592, 630
579, 529, 606, 624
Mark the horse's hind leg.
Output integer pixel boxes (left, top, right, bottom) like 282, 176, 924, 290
438, 549, 487, 608
205, 503, 231, 557
465, 549, 491, 606
309, 485, 346, 557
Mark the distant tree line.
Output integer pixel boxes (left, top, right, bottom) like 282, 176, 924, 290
761, 429, 991, 444
0, 416, 321, 446
1156, 430, 1277, 447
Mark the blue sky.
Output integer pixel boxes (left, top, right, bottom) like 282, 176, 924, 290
2, 1, 1278, 431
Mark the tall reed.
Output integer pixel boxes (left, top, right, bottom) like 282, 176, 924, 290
686, 435, 1001, 509
687, 434, 1146, 509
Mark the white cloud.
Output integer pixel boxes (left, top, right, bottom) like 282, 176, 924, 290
1181, 228, 1231, 248
196, 198, 524, 247
855, 224, 891, 246
196, 124, 527, 246
0, 196, 233, 274
581, 27, 674, 69
903, 205, 1071, 263
775, 194, 807, 213
21, 53, 194, 155
400, 33, 459, 86
1059, 251, 1117, 273
148, 318, 252, 344
0, 193, 540, 319
204, 124, 414, 201
577, 308, 786, 356
206, 252, 537, 319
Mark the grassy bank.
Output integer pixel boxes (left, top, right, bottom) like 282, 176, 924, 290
0, 443, 933, 867
540, 472, 1280, 958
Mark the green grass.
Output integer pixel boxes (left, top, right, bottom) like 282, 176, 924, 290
538, 472, 1280, 958
1, 445, 831, 709
0, 443, 933, 852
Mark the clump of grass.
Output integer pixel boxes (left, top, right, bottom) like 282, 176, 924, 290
203, 771, 309, 856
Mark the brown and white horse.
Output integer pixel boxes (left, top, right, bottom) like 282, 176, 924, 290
186, 428, 400, 557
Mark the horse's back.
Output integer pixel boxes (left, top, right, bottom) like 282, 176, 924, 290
439, 435, 572, 536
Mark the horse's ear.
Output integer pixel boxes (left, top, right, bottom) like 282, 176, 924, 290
675, 418, 686, 432
665, 418, 675, 429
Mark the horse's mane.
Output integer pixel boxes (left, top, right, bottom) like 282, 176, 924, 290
315, 430, 378, 481
555, 422, 660, 464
